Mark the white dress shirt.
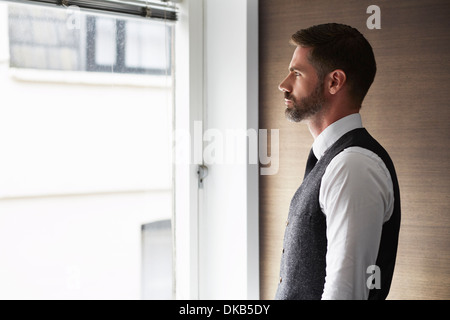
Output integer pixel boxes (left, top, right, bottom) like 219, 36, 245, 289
312, 113, 394, 300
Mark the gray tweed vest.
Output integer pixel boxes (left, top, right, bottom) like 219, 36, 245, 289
275, 128, 401, 300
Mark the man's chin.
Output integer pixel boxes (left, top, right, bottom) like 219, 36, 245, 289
285, 108, 304, 123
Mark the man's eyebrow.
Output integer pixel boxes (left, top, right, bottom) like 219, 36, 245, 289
289, 65, 304, 72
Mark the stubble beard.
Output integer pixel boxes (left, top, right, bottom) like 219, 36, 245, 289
285, 81, 326, 123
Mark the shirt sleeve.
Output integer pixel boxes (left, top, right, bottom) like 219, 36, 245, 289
319, 147, 394, 300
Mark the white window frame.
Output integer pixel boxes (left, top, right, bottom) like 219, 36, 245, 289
174, 0, 259, 300
174, 0, 204, 300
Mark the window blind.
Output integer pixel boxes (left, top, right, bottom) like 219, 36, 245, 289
7, 0, 178, 21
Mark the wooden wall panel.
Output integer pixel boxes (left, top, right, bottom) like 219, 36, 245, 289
259, 0, 450, 300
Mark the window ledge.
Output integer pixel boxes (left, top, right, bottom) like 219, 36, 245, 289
9, 67, 172, 88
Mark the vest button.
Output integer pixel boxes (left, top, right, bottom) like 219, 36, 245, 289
279, 277, 282, 283
285, 220, 289, 226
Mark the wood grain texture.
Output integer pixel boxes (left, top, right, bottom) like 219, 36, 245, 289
259, 0, 450, 300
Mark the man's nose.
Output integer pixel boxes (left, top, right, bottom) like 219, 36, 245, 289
278, 76, 291, 93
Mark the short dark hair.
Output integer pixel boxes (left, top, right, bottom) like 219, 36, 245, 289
291, 23, 377, 104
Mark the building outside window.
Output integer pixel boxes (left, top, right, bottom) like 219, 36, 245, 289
0, 1, 175, 300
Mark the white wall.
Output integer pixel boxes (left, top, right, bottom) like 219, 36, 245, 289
0, 191, 171, 299
0, 69, 172, 197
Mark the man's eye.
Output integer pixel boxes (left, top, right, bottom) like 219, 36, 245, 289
295, 72, 301, 77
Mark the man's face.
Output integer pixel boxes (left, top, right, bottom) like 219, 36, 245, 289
279, 46, 325, 122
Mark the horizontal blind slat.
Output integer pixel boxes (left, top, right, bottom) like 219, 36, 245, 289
6, 0, 178, 21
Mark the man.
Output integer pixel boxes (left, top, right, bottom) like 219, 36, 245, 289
275, 23, 401, 300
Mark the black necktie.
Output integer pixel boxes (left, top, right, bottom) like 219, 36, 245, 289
303, 148, 318, 179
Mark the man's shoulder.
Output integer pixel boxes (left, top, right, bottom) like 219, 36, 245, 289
325, 146, 393, 181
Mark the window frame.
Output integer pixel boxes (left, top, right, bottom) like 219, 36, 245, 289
174, 0, 260, 300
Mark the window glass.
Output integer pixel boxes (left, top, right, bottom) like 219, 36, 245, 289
94, 17, 117, 66
141, 219, 173, 300
125, 20, 169, 71
8, 4, 172, 75
0, 2, 174, 300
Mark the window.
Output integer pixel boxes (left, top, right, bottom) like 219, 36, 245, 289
8, 4, 172, 75
141, 219, 173, 300
0, 1, 175, 299
86, 16, 172, 75
8, 4, 84, 71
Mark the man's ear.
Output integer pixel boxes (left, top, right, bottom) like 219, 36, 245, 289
326, 69, 347, 95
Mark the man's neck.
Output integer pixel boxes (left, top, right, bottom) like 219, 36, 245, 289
307, 109, 361, 139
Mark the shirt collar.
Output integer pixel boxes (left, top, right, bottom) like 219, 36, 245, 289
312, 113, 363, 160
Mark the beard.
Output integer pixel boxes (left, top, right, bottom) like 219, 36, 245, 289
285, 80, 326, 123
